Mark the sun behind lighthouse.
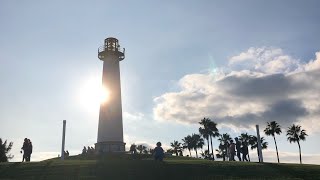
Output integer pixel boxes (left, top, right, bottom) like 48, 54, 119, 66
100, 86, 111, 104
78, 76, 110, 112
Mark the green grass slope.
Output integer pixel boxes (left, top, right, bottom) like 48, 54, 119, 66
0, 155, 319, 180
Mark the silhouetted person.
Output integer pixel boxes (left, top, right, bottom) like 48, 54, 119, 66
21, 138, 28, 162
153, 142, 164, 161
90, 147, 95, 154
229, 140, 236, 161
26, 139, 32, 162
235, 137, 242, 161
241, 142, 249, 162
129, 144, 137, 154
82, 146, 87, 155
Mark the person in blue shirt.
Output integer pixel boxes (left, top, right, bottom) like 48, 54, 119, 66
154, 142, 164, 161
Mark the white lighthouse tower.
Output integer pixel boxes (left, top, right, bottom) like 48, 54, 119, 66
95, 37, 126, 153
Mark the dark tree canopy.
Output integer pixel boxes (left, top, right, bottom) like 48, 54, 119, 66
0, 138, 14, 162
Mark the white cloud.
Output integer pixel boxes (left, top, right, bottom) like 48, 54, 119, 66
304, 52, 320, 71
229, 47, 303, 74
153, 48, 320, 134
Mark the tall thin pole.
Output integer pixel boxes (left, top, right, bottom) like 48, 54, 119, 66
61, 120, 66, 160
256, 125, 263, 162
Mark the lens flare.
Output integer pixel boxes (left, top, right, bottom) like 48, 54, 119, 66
78, 76, 110, 112
99, 87, 110, 104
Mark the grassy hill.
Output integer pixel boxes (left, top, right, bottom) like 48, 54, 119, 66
0, 154, 319, 180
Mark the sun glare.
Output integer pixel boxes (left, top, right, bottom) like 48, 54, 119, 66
99, 87, 110, 104
78, 76, 110, 112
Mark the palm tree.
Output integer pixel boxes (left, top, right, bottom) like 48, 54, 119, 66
199, 118, 211, 156
286, 124, 308, 164
191, 134, 204, 158
136, 144, 147, 154
207, 120, 219, 160
250, 136, 268, 162
149, 148, 155, 155
200, 150, 210, 159
182, 135, 193, 157
0, 138, 13, 162
264, 121, 282, 163
170, 140, 182, 156
217, 133, 232, 161
142, 149, 148, 154
166, 148, 174, 154
239, 133, 252, 161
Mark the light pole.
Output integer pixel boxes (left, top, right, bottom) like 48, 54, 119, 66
61, 120, 66, 160
256, 125, 263, 162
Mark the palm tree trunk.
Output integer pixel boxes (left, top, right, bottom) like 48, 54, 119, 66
297, 140, 302, 164
225, 146, 228, 161
195, 149, 198, 158
273, 135, 280, 163
188, 149, 191, 157
207, 138, 210, 155
210, 135, 215, 160
248, 151, 251, 162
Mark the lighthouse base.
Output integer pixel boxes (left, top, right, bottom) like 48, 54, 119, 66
95, 141, 126, 153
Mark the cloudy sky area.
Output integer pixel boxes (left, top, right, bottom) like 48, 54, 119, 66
1, 1, 320, 164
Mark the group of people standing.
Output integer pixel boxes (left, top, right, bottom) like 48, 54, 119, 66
82, 146, 95, 155
229, 137, 249, 161
21, 138, 33, 162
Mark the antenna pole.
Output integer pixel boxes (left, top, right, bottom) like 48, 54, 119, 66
256, 125, 263, 162
61, 120, 66, 160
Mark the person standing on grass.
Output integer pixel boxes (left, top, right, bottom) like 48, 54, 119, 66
129, 144, 137, 154
241, 142, 249, 161
235, 137, 242, 161
26, 139, 33, 162
154, 142, 164, 161
90, 147, 95, 154
21, 138, 29, 162
82, 146, 87, 155
229, 140, 236, 161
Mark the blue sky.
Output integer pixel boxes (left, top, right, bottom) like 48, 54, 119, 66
1, 0, 320, 164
